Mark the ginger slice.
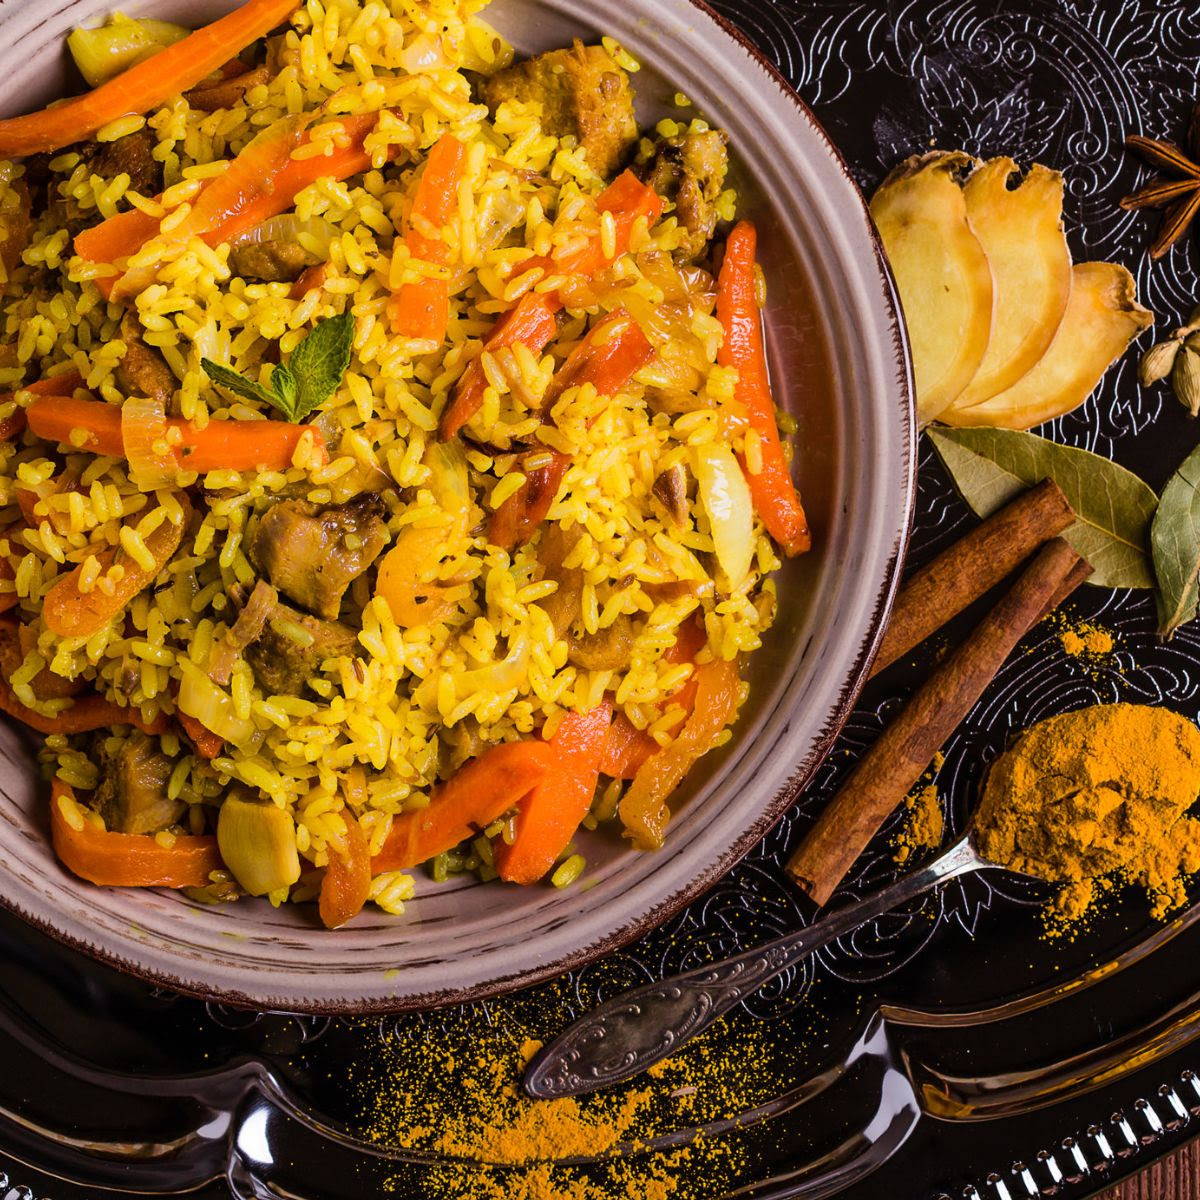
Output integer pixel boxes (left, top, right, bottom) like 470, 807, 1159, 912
870, 151, 993, 423
940, 261, 1152, 430
953, 158, 1072, 408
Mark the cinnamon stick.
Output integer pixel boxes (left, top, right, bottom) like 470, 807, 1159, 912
870, 479, 1074, 677
787, 537, 1088, 907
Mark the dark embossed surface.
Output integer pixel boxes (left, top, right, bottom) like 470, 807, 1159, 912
6, 0, 1200, 1196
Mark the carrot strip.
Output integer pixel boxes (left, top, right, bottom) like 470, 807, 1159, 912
75, 113, 377, 298
521, 171, 665, 280
43, 496, 190, 640
26, 395, 326, 471
439, 291, 561, 440
716, 220, 811, 555
0, 0, 301, 158
601, 618, 708, 780
439, 174, 663, 441
488, 450, 570, 551
544, 306, 655, 407
289, 261, 329, 301
494, 703, 611, 885
0, 683, 167, 736
372, 741, 554, 872
619, 656, 741, 851
0, 371, 84, 443
486, 309, 653, 548
389, 133, 466, 341
319, 811, 371, 929
178, 711, 224, 759
50, 779, 221, 888
375, 523, 462, 628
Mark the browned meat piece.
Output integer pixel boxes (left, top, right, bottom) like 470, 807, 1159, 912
637, 130, 729, 258
116, 315, 176, 407
567, 613, 638, 671
0, 179, 31, 278
230, 238, 313, 283
0, 620, 84, 701
185, 65, 270, 113
247, 494, 390, 620
94, 732, 182, 834
481, 41, 637, 177
244, 598, 360, 696
534, 523, 583, 639
80, 129, 162, 196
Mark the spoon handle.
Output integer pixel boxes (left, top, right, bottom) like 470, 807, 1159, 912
524, 835, 987, 1099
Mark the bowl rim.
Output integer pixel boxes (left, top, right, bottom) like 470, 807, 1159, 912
0, 0, 916, 1013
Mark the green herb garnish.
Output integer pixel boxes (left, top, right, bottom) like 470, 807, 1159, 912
201, 312, 355, 423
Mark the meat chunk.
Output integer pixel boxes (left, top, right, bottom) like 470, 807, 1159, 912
116, 315, 176, 408
567, 613, 638, 671
637, 130, 729, 259
80, 129, 162, 196
94, 732, 182, 835
230, 238, 314, 283
185, 64, 270, 113
247, 494, 390, 620
0, 179, 31, 279
481, 41, 637, 177
244, 599, 360, 696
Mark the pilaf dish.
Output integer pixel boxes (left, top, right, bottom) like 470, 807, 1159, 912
0, 0, 810, 927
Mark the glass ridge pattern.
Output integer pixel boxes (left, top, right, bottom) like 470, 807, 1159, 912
6, 0, 1200, 1196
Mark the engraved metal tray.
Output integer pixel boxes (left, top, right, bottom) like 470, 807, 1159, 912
4, 0, 1200, 1196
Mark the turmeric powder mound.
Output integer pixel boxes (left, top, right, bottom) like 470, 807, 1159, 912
974, 704, 1200, 925
894, 783, 944, 864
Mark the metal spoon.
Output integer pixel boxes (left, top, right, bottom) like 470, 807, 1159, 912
524, 833, 1001, 1099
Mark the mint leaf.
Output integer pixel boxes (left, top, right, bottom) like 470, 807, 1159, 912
270, 363, 300, 421
201, 359, 276, 407
288, 312, 355, 419
201, 314, 355, 424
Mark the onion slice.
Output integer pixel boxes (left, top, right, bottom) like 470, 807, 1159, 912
121, 394, 176, 489
693, 443, 754, 590
178, 662, 260, 751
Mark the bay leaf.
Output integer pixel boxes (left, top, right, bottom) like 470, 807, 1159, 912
926, 425, 1158, 589
1151, 442, 1200, 635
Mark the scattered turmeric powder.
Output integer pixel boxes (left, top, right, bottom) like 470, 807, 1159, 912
974, 704, 1200, 927
350, 999, 782, 1198
1058, 620, 1115, 658
894, 783, 944, 864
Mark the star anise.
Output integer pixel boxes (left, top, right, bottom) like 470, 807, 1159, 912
1122, 114, 1200, 258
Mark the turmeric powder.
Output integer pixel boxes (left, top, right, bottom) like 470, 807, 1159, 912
974, 703, 1200, 923
353, 1006, 775, 1198
894, 783, 944, 864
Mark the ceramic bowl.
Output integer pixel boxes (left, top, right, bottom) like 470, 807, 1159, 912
0, 0, 913, 1012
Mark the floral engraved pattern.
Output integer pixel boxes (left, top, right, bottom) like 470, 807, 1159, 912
6, 2, 1200, 1198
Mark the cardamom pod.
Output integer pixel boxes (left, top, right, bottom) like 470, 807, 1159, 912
1140, 337, 1183, 386
1172, 344, 1200, 416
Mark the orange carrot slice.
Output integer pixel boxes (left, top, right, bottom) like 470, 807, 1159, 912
372, 741, 553, 872
388, 133, 466, 341
0, 0, 301, 158
494, 703, 611, 885
319, 811, 372, 928
716, 220, 811, 555
50, 778, 221, 888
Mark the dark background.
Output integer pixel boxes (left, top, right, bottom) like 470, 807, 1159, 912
8, 0, 1200, 1197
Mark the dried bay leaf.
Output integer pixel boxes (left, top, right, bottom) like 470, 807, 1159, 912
927, 426, 1158, 589
1151, 442, 1200, 635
